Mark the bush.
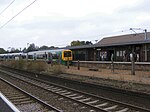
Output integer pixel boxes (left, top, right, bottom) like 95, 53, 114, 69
1, 60, 65, 74
26, 61, 47, 73
47, 64, 64, 74
2, 60, 26, 69
1, 60, 47, 73
16, 60, 26, 69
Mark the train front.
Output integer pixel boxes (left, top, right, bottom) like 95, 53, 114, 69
62, 50, 72, 65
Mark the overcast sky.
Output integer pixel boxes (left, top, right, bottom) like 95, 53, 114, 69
0, 0, 150, 50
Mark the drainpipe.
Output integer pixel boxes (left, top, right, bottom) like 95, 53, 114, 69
144, 29, 147, 40
131, 45, 135, 75
93, 48, 96, 61
144, 29, 147, 61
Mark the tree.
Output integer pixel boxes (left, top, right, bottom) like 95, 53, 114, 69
71, 40, 93, 46
71, 40, 82, 46
49, 46, 58, 49
0, 48, 6, 54
39, 45, 49, 50
13, 49, 20, 53
10, 48, 20, 53
22, 47, 27, 53
27, 43, 38, 52
85, 41, 93, 45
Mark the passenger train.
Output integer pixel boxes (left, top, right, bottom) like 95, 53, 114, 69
0, 49, 72, 65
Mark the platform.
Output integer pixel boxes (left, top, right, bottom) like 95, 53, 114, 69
0, 92, 20, 112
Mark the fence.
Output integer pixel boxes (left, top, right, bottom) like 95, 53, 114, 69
72, 61, 150, 75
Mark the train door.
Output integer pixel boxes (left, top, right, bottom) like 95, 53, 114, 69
47, 52, 52, 64
33, 53, 36, 60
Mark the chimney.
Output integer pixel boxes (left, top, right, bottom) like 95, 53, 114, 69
144, 29, 147, 40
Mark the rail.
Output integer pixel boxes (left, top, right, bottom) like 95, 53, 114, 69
0, 77, 62, 112
1, 68, 150, 112
0, 92, 20, 112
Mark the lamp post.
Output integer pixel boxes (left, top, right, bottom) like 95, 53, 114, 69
19, 48, 22, 59
129, 28, 148, 75
144, 29, 147, 61
130, 28, 148, 62
7, 47, 11, 60
26, 43, 29, 61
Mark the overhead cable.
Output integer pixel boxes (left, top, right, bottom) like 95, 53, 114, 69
0, 0, 38, 29
0, 0, 15, 16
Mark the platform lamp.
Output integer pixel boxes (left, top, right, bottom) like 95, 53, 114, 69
130, 28, 148, 62
129, 28, 148, 75
26, 43, 29, 61
7, 47, 11, 60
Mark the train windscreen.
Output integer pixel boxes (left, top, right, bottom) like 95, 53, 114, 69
64, 51, 71, 57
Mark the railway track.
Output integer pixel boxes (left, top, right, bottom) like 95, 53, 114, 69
0, 77, 62, 112
0, 68, 150, 112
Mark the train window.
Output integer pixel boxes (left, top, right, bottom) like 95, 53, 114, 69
37, 55, 42, 59
64, 51, 71, 57
52, 54, 59, 59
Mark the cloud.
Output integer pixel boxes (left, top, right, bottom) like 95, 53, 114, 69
0, 0, 150, 49
0, 0, 12, 5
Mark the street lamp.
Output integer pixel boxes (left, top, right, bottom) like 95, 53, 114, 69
129, 28, 148, 75
95, 40, 98, 43
26, 43, 29, 61
130, 28, 148, 61
7, 47, 11, 60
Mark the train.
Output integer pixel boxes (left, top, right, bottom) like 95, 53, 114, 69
0, 52, 26, 60
0, 49, 73, 65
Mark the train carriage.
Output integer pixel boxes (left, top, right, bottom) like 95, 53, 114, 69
0, 49, 73, 65
0, 52, 26, 61
48, 49, 72, 65
27, 49, 72, 65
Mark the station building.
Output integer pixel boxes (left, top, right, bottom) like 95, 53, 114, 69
67, 32, 150, 62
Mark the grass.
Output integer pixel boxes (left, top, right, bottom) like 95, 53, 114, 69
47, 64, 65, 74
1, 60, 64, 74
26, 61, 48, 73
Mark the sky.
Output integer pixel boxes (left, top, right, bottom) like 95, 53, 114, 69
0, 0, 150, 50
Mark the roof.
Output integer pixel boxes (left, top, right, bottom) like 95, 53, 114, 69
66, 45, 94, 50
95, 32, 150, 47
66, 32, 150, 50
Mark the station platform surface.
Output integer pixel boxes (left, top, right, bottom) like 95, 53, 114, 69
64, 66, 150, 85
0, 92, 20, 112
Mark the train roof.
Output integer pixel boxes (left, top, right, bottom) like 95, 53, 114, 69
0, 49, 71, 56
27, 49, 70, 55
0, 52, 26, 56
